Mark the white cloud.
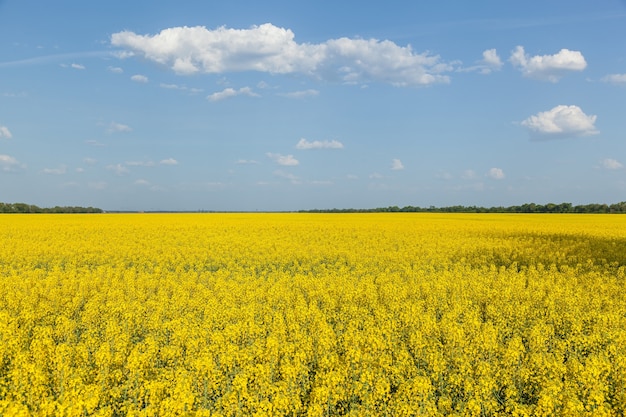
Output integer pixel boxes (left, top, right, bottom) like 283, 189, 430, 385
207, 86, 259, 101
235, 159, 260, 164
279, 89, 320, 98
107, 122, 132, 133
160, 83, 203, 93
71, 63, 85, 70
85, 139, 105, 147
42, 165, 67, 175
487, 167, 505, 180
83, 157, 97, 165
481, 49, 503, 72
106, 163, 130, 176
461, 49, 503, 74
510, 46, 587, 82
0, 154, 21, 172
462, 169, 477, 180
131, 74, 149, 83
160, 158, 179, 165
108, 66, 123, 73
126, 160, 155, 167
601, 158, 623, 170
601, 74, 626, 85
521, 105, 598, 138
134, 179, 151, 186
391, 158, 404, 170
111, 23, 453, 86
266, 152, 299, 166
0, 125, 12, 139
369, 172, 383, 179
274, 170, 300, 184
296, 138, 344, 150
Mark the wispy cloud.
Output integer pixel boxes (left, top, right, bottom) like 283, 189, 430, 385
601, 158, 623, 170
111, 23, 454, 87
235, 159, 260, 165
521, 105, 598, 138
160, 83, 203, 93
274, 170, 300, 184
296, 138, 344, 150
106, 163, 130, 176
601, 73, 626, 86
279, 89, 320, 99
106, 122, 132, 133
160, 158, 179, 165
207, 86, 259, 101
0, 154, 22, 172
266, 152, 299, 166
460, 48, 503, 74
462, 169, 477, 180
510, 46, 586, 82
131, 74, 149, 83
0, 51, 112, 68
0, 125, 12, 139
108, 66, 123, 73
42, 165, 67, 175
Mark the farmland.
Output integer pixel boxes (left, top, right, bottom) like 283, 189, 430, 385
0, 213, 625, 416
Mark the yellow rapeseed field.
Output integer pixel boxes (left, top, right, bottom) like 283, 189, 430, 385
0, 213, 625, 416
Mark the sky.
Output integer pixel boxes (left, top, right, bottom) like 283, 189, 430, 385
1, 1, 626, 211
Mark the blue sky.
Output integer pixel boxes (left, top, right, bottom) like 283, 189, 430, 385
1, 1, 625, 211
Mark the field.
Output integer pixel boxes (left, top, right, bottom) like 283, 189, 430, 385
0, 213, 625, 416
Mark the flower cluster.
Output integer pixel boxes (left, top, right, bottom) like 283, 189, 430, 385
0, 213, 624, 416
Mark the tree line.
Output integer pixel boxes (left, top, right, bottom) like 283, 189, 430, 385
300, 202, 626, 214
0, 202, 103, 213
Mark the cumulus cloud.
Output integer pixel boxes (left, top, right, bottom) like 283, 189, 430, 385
510, 46, 586, 82
159, 158, 178, 165
601, 74, 626, 85
207, 86, 259, 101
487, 167, 505, 180
461, 49, 503, 74
0, 154, 21, 172
71, 63, 85, 70
391, 158, 405, 170
279, 89, 320, 98
106, 122, 132, 133
266, 152, 299, 166
521, 105, 598, 138
0, 125, 12, 139
601, 158, 623, 170
110, 23, 453, 86
296, 138, 344, 150
131, 74, 149, 83
481, 49, 503, 71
